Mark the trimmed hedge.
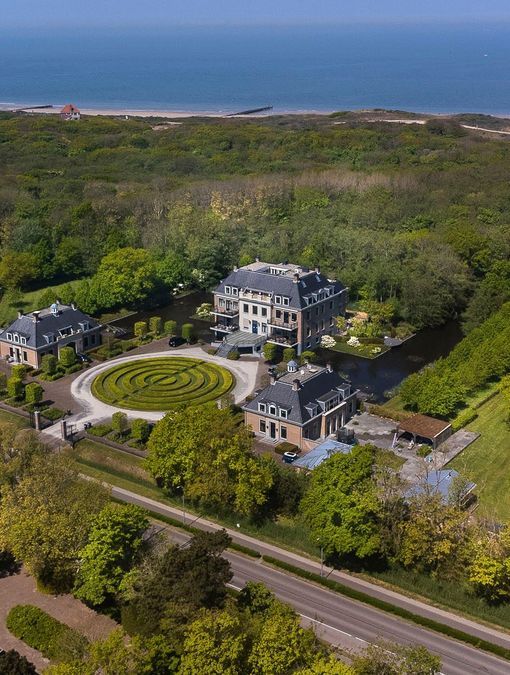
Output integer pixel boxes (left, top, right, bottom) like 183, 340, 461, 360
6, 605, 88, 662
452, 408, 478, 432
91, 357, 234, 411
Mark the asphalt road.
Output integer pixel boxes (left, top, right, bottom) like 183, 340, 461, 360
111, 485, 510, 675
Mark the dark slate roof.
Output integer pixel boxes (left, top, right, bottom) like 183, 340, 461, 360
243, 366, 352, 425
215, 266, 345, 310
0, 304, 100, 349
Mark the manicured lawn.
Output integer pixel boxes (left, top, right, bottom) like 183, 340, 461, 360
450, 392, 510, 521
91, 356, 234, 411
329, 337, 390, 359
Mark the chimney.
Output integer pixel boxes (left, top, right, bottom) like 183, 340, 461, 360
292, 378, 300, 391
315, 265, 321, 274
71, 302, 77, 311
32, 311, 40, 323
270, 373, 277, 385
326, 362, 333, 373
17, 310, 23, 319
293, 273, 300, 284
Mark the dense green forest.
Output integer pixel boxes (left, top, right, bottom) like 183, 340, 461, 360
1, 111, 510, 329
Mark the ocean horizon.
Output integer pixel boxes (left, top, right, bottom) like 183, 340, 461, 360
1, 23, 510, 115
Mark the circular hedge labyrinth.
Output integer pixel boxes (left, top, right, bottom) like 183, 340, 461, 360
91, 357, 234, 411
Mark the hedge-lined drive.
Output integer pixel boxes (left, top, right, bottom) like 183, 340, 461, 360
91, 357, 234, 411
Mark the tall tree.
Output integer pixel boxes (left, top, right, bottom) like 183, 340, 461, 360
0, 455, 108, 591
145, 405, 273, 516
74, 503, 148, 607
179, 609, 247, 675
128, 530, 232, 638
301, 445, 381, 560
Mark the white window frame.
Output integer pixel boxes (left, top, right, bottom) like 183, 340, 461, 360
20, 337, 27, 345
269, 405, 277, 416
231, 287, 238, 296
225, 286, 231, 295
6, 333, 12, 341
258, 403, 266, 413
274, 295, 282, 305
280, 426, 287, 439
259, 420, 266, 433
13, 334, 19, 343
279, 408, 288, 419
282, 297, 290, 306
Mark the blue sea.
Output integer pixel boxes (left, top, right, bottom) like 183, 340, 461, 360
1, 24, 510, 114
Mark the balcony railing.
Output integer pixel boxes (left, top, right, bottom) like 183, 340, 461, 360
267, 319, 298, 331
266, 335, 298, 346
212, 307, 239, 317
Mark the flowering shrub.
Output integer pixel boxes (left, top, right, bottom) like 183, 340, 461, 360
196, 303, 213, 319
347, 336, 361, 347
320, 335, 336, 349
371, 347, 382, 354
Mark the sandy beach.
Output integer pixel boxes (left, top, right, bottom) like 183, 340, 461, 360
0, 103, 336, 119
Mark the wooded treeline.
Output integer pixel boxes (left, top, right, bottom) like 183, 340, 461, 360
1, 112, 509, 329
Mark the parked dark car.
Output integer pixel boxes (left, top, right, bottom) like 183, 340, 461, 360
76, 352, 92, 363
168, 336, 186, 348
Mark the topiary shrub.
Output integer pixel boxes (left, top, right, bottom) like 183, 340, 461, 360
263, 342, 279, 363
149, 316, 162, 335
134, 321, 148, 339
283, 347, 296, 363
41, 354, 57, 375
7, 376, 23, 400
11, 364, 26, 380
300, 350, 317, 364
6, 605, 88, 662
131, 418, 151, 443
59, 346, 76, 368
24, 382, 43, 405
164, 319, 177, 336
181, 323, 194, 343
111, 411, 128, 435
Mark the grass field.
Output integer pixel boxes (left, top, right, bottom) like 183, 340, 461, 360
0, 408, 30, 429
0, 279, 88, 327
450, 392, 510, 521
91, 356, 234, 411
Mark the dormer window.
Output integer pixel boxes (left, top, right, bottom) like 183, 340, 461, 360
258, 403, 266, 413
13, 334, 20, 343
225, 286, 231, 295
231, 287, 238, 296
20, 337, 26, 345
274, 296, 281, 305
269, 405, 277, 416
6, 333, 12, 341
44, 333, 55, 344
279, 408, 288, 419
282, 297, 289, 306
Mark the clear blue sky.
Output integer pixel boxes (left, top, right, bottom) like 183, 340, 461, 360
4, 0, 510, 28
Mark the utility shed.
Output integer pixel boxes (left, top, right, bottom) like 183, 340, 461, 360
397, 414, 452, 449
